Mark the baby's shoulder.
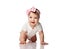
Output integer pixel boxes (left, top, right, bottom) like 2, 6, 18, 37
38, 22, 42, 26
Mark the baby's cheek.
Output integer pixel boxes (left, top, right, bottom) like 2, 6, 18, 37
35, 19, 38, 22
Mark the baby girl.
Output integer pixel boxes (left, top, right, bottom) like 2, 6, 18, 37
19, 7, 48, 45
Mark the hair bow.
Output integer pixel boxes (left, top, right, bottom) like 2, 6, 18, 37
26, 7, 36, 15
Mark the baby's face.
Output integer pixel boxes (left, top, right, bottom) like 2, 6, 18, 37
28, 12, 39, 27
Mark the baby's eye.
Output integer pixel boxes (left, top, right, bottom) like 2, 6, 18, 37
34, 17, 38, 19
29, 16, 32, 18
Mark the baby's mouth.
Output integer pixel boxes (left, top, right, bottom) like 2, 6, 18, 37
31, 22, 35, 24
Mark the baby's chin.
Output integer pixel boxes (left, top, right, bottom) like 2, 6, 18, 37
30, 23, 37, 26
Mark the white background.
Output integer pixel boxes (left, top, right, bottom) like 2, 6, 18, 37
0, 0, 60, 49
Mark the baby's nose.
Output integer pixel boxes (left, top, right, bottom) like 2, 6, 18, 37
32, 18, 35, 21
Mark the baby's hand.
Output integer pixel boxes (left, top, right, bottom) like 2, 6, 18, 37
41, 42, 48, 45
20, 41, 26, 44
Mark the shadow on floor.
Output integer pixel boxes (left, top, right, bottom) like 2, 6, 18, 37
20, 42, 44, 49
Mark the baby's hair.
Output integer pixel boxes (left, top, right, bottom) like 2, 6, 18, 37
26, 7, 40, 18
31, 9, 40, 18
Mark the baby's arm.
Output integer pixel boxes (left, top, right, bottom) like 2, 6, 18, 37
19, 31, 27, 44
39, 31, 48, 45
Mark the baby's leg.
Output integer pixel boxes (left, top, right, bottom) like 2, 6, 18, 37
30, 35, 37, 42
20, 31, 27, 44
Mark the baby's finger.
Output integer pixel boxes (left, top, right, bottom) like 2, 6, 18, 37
41, 42, 48, 45
19, 41, 26, 44
44, 43, 48, 45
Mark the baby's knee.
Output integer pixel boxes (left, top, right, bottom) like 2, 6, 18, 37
31, 38, 37, 42
30, 35, 37, 42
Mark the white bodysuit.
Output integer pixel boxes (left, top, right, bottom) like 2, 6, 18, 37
21, 22, 43, 39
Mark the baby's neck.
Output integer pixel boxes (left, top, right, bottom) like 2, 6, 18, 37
30, 26, 35, 29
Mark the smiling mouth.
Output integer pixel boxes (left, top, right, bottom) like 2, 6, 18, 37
31, 22, 35, 24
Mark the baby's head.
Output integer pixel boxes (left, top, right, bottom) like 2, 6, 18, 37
26, 7, 40, 27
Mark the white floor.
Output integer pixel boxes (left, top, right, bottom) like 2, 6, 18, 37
20, 42, 44, 49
